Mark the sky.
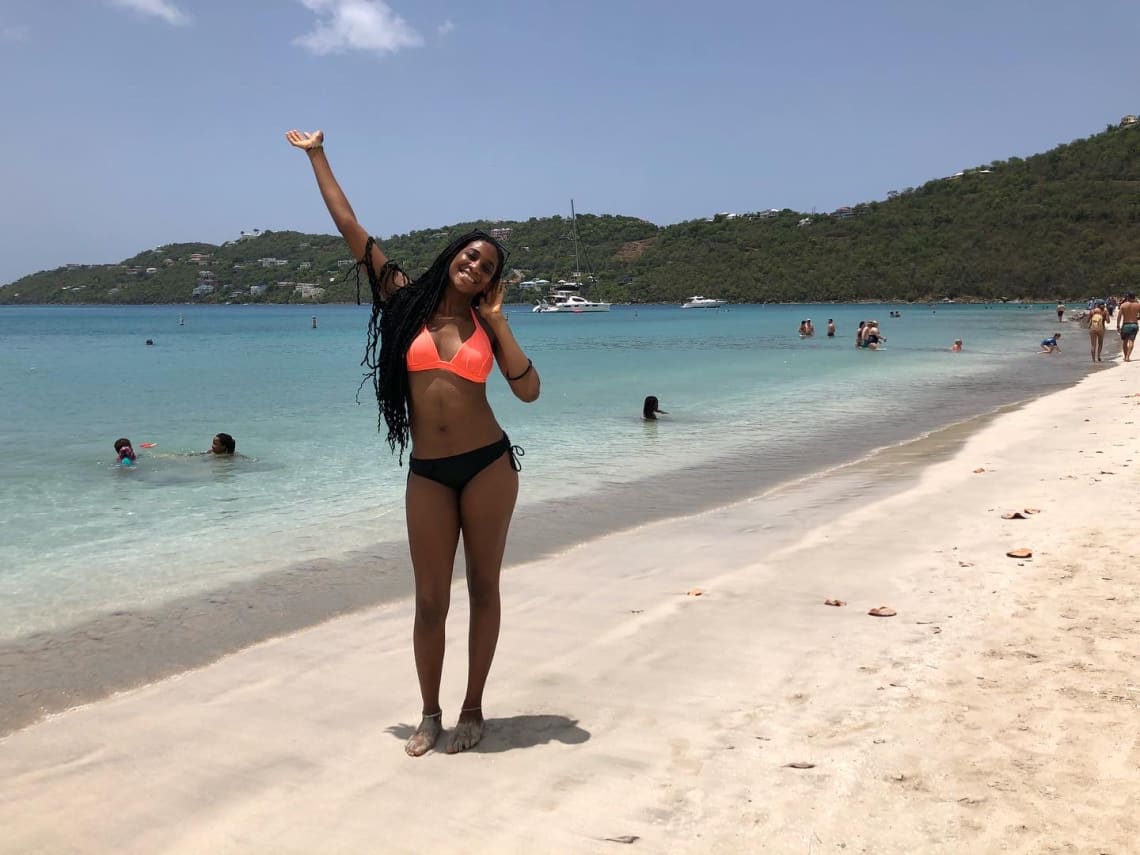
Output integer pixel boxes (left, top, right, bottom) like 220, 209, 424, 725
1, 0, 1138, 284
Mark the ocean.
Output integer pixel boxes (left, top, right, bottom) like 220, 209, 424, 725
0, 301, 1097, 730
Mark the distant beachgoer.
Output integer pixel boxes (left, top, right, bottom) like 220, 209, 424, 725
950, 339, 963, 352
862, 321, 884, 350
1039, 333, 1062, 354
855, 321, 866, 348
209, 432, 236, 455
1056, 302, 1066, 322
826, 319, 836, 337
1117, 292, 1140, 362
145, 339, 154, 346
288, 127, 540, 757
798, 319, 810, 337
805, 319, 815, 336
113, 437, 137, 465
643, 395, 668, 420
1088, 305, 1107, 363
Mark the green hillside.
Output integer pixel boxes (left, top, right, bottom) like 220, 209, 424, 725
5, 120, 1140, 305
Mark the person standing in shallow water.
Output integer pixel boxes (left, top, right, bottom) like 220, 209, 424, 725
643, 395, 668, 420
287, 129, 541, 756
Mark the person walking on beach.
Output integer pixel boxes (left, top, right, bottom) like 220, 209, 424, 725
1088, 303, 1107, 363
1117, 292, 1140, 362
1056, 301, 1066, 323
287, 129, 540, 757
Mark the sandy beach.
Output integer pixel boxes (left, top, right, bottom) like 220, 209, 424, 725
3, 361, 1139, 854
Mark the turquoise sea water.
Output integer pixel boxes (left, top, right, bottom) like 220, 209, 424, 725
0, 302, 1093, 641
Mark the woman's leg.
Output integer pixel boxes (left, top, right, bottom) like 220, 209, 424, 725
448, 453, 519, 752
404, 473, 461, 756
1090, 330, 1097, 363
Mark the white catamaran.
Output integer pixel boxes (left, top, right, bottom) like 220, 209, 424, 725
533, 200, 612, 313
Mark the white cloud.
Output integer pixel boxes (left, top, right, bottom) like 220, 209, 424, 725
0, 25, 30, 42
294, 0, 423, 56
108, 0, 191, 26
437, 19, 454, 36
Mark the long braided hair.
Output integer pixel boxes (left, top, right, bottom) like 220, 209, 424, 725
357, 230, 507, 462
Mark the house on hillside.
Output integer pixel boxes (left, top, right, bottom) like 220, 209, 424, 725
239, 229, 263, 240
1122, 115, 1138, 127
832, 207, 853, 220
294, 283, 326, 300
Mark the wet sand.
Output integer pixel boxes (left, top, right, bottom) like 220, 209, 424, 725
2, 357, 1138, 852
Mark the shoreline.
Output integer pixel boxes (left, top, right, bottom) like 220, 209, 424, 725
0, 367, 1095, 737
2, 360, 1137, 851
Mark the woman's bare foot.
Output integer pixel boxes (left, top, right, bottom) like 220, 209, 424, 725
405, 711, 442, 757
447, 707, 484, 754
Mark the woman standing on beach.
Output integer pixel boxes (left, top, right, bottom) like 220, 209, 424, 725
286, 129, 541, 756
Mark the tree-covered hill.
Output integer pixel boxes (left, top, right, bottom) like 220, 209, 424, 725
4, 120, 1140, 305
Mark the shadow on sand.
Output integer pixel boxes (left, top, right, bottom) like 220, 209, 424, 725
386, 713, 590, 753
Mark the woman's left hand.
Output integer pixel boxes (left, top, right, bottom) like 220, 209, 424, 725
478, 281, 505, 322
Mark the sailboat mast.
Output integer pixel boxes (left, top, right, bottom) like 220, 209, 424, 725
570, 198, 581, 283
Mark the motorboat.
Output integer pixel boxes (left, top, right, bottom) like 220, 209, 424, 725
533, 289, 611, 313
681, 295, 727, 309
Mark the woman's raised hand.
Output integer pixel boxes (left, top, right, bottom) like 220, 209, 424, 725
478, 281, 506, 321
285, 129, 324, 151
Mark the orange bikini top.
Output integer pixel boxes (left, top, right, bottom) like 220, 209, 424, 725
406, 308, 494, 383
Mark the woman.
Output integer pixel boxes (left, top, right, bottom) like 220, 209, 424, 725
1088, 303, 1107, 363
643, 395, 668, 420
287, 129, 541, 756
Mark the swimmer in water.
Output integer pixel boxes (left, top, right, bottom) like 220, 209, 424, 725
113, 437, 137, 465
643, 395, 669, 420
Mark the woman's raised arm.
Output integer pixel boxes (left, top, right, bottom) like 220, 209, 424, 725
285, 129, 405, 297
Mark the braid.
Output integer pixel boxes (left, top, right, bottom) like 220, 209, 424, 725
355, 230, 507, 464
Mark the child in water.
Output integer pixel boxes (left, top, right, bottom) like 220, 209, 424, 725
113, 437, 137, 466
951, 339, 963, 352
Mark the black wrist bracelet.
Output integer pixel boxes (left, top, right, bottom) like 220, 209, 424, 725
507, 359, 533, 382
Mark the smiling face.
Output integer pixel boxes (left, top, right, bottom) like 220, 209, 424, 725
447, 240, 502, 297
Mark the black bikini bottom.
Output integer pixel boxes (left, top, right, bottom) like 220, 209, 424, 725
408, 434, 523, 493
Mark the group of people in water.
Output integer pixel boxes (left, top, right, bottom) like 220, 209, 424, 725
796, 318, 889, 349
855, 320, 886, 349
112, 433, 236, 466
